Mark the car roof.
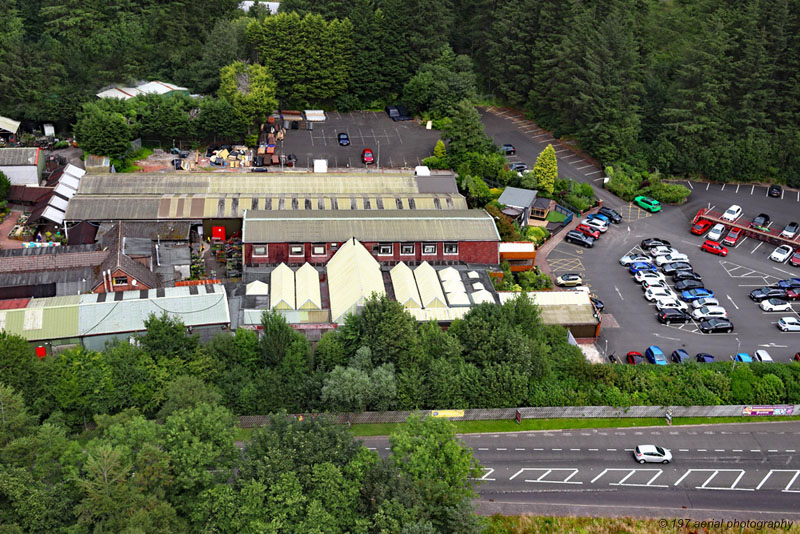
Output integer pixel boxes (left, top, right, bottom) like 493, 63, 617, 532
701, 305, 726, 312
636, 444, 661, 452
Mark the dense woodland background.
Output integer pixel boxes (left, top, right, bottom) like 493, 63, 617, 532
2, 0, 800, 185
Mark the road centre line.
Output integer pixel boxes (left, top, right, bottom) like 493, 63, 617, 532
515, 448, 525, 451
497, 448, 507, 451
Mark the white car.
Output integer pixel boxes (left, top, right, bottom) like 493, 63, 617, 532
691, 305, 728, 320
635, 271, 665, 283
754, 350, 774, 363
769, 245, 794, 263
583, 218, 608, 233
619, 254, 651, 266
634, 444, 672, 464
780, 222, 799, 239
691, 297, 720, 309
760, 298, 792, 312
656, 297, 689, 312
655, 253, 690, 266
645, 287, 676, 302
706, 223, 727, 242
721, 205, 742, 222
648, 246, 677, 257
778, 317, 800, 332
642, 279, 670, 291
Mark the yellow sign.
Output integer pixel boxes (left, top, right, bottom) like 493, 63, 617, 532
430, 410, 465, 418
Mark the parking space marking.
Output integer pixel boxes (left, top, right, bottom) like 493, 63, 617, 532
471, 468, 496, 481
721, 184, 725, 191
706, 183, 710, 191
736, 184, 740, 193
687, 181, 694, 189
752, 185, 755, 194
751, 242, 763, 254
585, 170, 602, 175
510, 468, 582, 484
576, 164, 594, 170
532, 133, 550, 138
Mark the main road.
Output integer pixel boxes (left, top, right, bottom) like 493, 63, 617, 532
361, 421, 800, 521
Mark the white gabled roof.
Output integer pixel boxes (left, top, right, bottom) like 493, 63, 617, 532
327, 238, 385, 323
414, 261, 447, 308
446, 291, 470, 306
442, 279, 466, 294
437, 266, 461, 282
0, 116, 21, 134
471, 289, 496, 304
270, 263, 295, 310
295, 263, 322, 310
63, 164, 86, 179
246, 280, 269, 295
390, 262, 422, 309
40, 206, 65, 225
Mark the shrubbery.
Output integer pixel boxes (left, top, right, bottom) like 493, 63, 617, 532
606, 162, 691, 204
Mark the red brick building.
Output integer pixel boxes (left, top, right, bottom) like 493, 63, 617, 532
242, 209, 501, 270
91, 224, 159, 293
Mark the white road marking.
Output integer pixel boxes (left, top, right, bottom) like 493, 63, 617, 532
534, 448, 544, 451
736, 184, 740, 193
706, 183, 710, 191
721, 184, 725, 191
532, 133, 550, 138
751, 242, 763, 254
679, 449, 690, 452
726, 295, 739, 310
552, 448, 562, 451
515, 448, 525, 451
788, 450, 797, 453
497, 448, 507, 451
751, 450, 761, 452
715, 449, 725, 452
570, 448, 580, 451
585, 170, 602, 175
478, 448, 489, 450
368, 447, 377, 450
589, 448, 598, 451
733, 449, 743, 452
687, 181, 693, 189
751, 185, 755, 194
607, 449, 617, 451
576, 164, 593, 170
615, 286, 624, 300
769, 450, 779, 453
698, 449, 708, 452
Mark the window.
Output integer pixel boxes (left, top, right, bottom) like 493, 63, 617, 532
289, 244, 304, 256
253, 245, 268, 257
444, 243, 459, 255
312, 244, 326, 256
373, 243, 393, 255
422, 243, 437, 255
113, 276, 128, 286
400, 243, 415, 255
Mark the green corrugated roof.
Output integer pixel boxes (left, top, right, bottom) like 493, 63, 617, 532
0, 304, 80, 341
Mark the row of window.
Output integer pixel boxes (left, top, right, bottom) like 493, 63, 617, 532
252, 242, 459, 257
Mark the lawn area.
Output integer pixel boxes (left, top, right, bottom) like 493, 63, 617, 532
487, 515, 800, 533
545, 210, 567, 223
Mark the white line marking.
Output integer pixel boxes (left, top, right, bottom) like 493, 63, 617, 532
515, 448, 525, 451
751, 242, 763, 254
715, 449, 725, 452
751, 450, 761, 452
788, 450, 796, 453
736, 184, 740, 193
726, 295, 739, 310
751, 185, 755, 195
769, 450, 779, 453
534, 448, 543, 451
589, 448, 598, 451
687, 181, 694, 190
576, 164, 593, 170
497, 448, 507, 451
721, 184, 725, 191
532, 133, 550, 139
697, 449, 708, 452
607, 448, 617, 451
478, 448, 489, 450
570, 448, 580, 451
552, 448, 562, 451
585, 170, 602, 175
706, 183, 710, 191
368, 447, 377, 450
733, 449, 743, 452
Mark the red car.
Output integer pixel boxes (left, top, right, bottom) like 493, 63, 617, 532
790, 251, 800, 267
361, 148, 374, 164
626, 351, 645, 365
786, 289, 800, 301
722, 227, 742, 246
701, 240, 728, 256
576, 224, 601, 239
691, 219, 713, 235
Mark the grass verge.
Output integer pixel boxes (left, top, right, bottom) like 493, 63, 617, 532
486, 515, 800, 533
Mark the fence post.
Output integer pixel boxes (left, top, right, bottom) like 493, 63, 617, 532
515, 409, 522, 424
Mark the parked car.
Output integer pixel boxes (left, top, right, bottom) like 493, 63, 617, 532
777, 317, 800, 332
760, 298, 792, 312
785, 288, 800, 301
587, 213, 610, 224
630, 262, 658, 274
770, 245, 795, 263
656, 253, 690, 266
576, 224, 601, 239
643, 279, 670, 291
706, 223, 727, 242
661, 261, 693, 275
754, 349, 774, 363
362, 148, 374, 164
682, 288, 715, 302
671, 349, 691, 363
750, 287, 788, 301
691, 305, 728, 320
509, 162, 528, 172
634, 445, 672, 464
674, 279, 705, 291
750, 213, 770, 229
641, 238, 671, 250
626, 351, 645, 365
645, 345, 668, 365
699, 317, 734, 333
696, 353, 715, 363
598, 207, 622, 223
658, 308, 691, 324
792, 252, 800, 268
692, 297, 720, 309
337, 132, 350, 146
649, 246, 678, 257
768, 184, 783, 198
645, 287, 676, 302
500, 144, 516, 155
634, 195, 661, 212
565, 230, 595, 248
774, 278, 800, 289
672, 270, 703, 283
781, 221, 799, 239
691, 219, 714, 235
385, 105, 411, 121
556, 273, 583, 287
583, 218, 609, 232
656, 297, 689, 312
721, 205, 743, 222
635, 271, 665, 284
590, 297, 605, 312
620, 254, 651, 266
722, 227, 743, 246
734, 353, 753, 363
700, 240, 728, 256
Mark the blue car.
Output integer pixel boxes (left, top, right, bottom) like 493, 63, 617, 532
645, 345, 667, 365
629, 261, 658, 274
775, 278, 800, 289
734, 353, 753, 363
671, 349, 691, 363
587, 213, 610, 224
681, 288, 715, 301
696, 353, 715, 363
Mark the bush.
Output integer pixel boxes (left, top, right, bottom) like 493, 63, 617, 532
485, 204, 523, 241
606, 162, 691, 204
563, 193, 592, 212
244, 134, 259, 147
53, 140, 70, 149
421, 155, 450, 170
524, 225, 550, 245
334, 94, 362, 112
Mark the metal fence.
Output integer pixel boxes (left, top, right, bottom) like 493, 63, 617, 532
238, 404, 798, 428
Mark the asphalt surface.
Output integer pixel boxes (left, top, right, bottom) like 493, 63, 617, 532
362, 421, 800, 520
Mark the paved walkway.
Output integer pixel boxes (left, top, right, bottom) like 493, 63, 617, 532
0, 210, 24, 250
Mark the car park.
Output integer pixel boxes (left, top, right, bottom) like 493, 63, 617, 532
775, 278, 800, 289
634, 196, 661, 213
781, 221, 799, 239
674, 279, 705, 292
690, 219, 713, 235
722, 227, 742, 246
682, 288, 715, 301
750, 287, 787, 302
657, 308, 691, 324
641, 238, 671, 250
634, 445, 672, 464
700, 317, 734, 333
672, 270, 702, 283
750, 213, 770, 229
337, 132, 350, 146
655, 253, 689, 266
500, 144, 516, 155
734, 353, 753, 362
620, 254, 651, 266
635, 271, 665, 284
656, 297, 689, 312
696, 353, 715, 363
777, 317, 800, 332
630, 262, 658, 274
583, 218, 608, 232
598, 207, 622, 223
576, 224, 601, 240
361, 148, 374, 164
700, 240, 728, 256
645, 287, 676, 302
556, 273, 583, 287
671, 349, 691, 363
626, 352, 645, 365
721, 205, 743, 222
662, 261, 693, 274
645, 345, 667, 365
706, 223, 727, 242
768, 184, 783, 198
691, 305, 728, 320
692, 297, 720, 309
770, 245, 794, 263
760, 298, 792, 312
586, 213, 610, 224
565, 230, 595, 248
754, 350, 774, 363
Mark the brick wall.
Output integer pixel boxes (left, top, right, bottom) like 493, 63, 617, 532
92, 268, 153, 293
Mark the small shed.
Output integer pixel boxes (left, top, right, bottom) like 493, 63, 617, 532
498, 187, 538, 227
0, 116, 21, 139
0, 148, 44, 185
270, 263, 296, 310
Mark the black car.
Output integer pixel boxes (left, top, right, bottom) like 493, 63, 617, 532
658, 308, 690, 325
598, 207, 622, 224
768, 184, 783, 198
641, 238, 672, 250
750, 213, 770, 228
661, 261, 693, 274
590, 297, 605, 313
251, 167, 269, 173
509, 162, 528, 172
565, 230, 595, 248
338, 132, 350, 146
205, 145, 219, 157
671, 349, 691, 363
700, 318, 734, 333
253, 155, 264, 167
750, 287, 788, 302
696, 353, 715, 363
385, 105, 411, 121
500, 144, 516, 155
674, 279, 704, 291
672, 270, 703, 283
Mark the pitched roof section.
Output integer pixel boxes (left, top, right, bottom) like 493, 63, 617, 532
414, 262, 447, 308
0, 148, 39, 166
94, 224, 159, 290
498, 187, 537, 209
390, 262, 422, 309
243, 209, 500, 243
295, 263, 322, 310
0, 116, 21, 134
327, 238, 385, 324
270, 263, 295, 310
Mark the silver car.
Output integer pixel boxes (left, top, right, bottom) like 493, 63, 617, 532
691, 305, 728, 320
634, 444, 672, 464
691, 297, 720, 309
706, 223, 727, 242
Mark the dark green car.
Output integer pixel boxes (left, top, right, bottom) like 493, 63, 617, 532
634, 195, 661, 213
